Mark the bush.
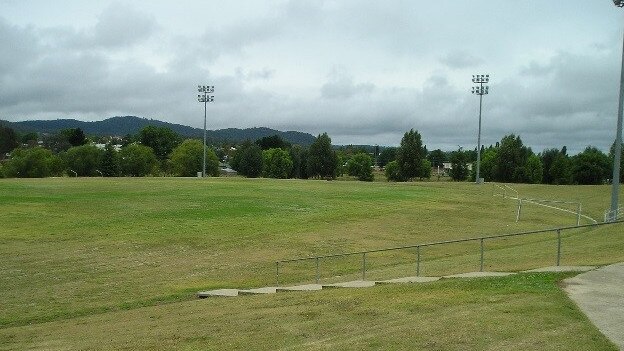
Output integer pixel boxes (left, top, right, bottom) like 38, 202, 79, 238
346, 153, 374, 181
385, 161, 404, 182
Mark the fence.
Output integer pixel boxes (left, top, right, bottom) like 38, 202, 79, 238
275, 220, 624, 286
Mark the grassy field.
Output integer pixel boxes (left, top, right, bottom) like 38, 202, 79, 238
0, 177, 622, 349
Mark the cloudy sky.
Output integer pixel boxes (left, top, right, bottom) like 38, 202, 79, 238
1, 0, 623, 153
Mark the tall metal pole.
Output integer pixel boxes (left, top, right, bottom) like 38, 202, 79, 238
472, 75, 489, 184
197, 85, 215, 178
611, 0, 624, 221
203, 99, 207, 177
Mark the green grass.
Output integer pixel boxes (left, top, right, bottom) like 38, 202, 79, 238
0, 273, 616, 350
0, 177, 622, 349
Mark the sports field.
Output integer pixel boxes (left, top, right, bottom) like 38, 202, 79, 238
0, 177, 622, 350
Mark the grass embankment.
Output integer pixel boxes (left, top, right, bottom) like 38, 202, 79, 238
0, 177, 622, 349
0, 273, 616, 350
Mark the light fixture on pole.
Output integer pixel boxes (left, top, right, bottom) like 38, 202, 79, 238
472, 74, 490, 185
197, 85, 215, 178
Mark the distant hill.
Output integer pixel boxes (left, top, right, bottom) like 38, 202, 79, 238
3, 116, 316, 146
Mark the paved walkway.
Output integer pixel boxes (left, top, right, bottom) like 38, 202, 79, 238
563, 263, 624, 350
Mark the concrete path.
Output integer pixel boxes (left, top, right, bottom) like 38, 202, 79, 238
563, 263, 624, 350
524, 265, 596, 273
443, 271, 516, 278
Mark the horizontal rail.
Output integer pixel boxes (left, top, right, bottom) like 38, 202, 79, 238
277, 220, 624, 264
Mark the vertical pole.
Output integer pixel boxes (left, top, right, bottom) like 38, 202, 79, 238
362, 253, 366, 281
315, 257, 320, 284
203, 99, 207, 178
276, 261, 280, 287
480, 238, 484, 272
556, 229, 562, 266
516, 198, 522, 222
577, 203, 581, 226
476, 88, 483, 184
610, 22, 624, 222
416, 246, 421, 277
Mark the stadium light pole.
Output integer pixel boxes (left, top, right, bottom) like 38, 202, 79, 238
472, 74, 490, 185
197, 85, 215, 177
610, 0, 624, 221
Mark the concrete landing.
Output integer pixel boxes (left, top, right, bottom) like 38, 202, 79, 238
197, 289, 239, 298
563, 263, 624, 349
376, 276, 440, 284
523, 266, 596, 273
238, 287, 278, 295
443, 271, 516, 278
322, 280, 376, 288
276, 284, 323, 292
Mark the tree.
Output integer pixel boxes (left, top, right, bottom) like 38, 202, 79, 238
138, 126, 181, 162
524, 154, 543, 184
119, 144, 159, 176
100, 144, 120, 177
231, 140, 263, 178
477, 147, 497, 182
427, 149, 445, 168
2, 147, 63, 178
396, 129, 426, 180
0, 125, 19, 156
420, 159, 432, 179
64, 145, 103, 176
62, 128, 87, 147
494, 134, 530, 183
288, 145, 306, 179
449, 149, 469, 181
378, 147, 397, 168
169, 139, 219, 177
256, 135, 291, 150
307, 133, 338, 179
262, 148, 293, 179
571, 146, 611, 185
346, 152, 374, 181
384, 160, 403, 181
550, 154, 573, 185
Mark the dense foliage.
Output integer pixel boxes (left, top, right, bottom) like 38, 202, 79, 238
0, 123, 620, 185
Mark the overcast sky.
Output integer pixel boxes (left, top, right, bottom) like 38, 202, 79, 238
1, 1, 623, 153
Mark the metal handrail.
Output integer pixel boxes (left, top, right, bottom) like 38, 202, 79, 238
275, 220, 624, 286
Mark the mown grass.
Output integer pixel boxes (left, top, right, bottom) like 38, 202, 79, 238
0, 273, 616, 350
0, 177, 622, 349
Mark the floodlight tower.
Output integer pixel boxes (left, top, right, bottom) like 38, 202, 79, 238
610, 0, 624, 221
472, 74, 490, 184
197, 85, 215, 177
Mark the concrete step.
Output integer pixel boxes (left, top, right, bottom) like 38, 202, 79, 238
523, 266, 596, 273
276, 284, 323, 292
376, 276, 440, 284
322, 280, 376, 288
197, 289, 239, 298
443, 271, 516, 278
238, 287, 278, 295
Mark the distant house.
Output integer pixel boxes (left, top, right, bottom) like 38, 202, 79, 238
442, 162, 473, 172
94, 143, 122, 152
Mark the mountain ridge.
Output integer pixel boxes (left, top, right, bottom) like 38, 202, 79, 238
2, 116, 316, 146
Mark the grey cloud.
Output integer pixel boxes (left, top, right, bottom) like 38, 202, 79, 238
321, 68, 375, 99
440, 51, 484, 69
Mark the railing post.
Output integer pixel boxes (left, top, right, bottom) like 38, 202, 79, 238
556, 229, 561, 266
315, 257, 320, 284
480, 238, 484, 272
362, 253, 366, 281
577, 203, 581, 226
276, 261, 280, 287
416, 245, 421, 276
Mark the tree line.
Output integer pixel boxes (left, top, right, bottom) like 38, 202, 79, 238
0, 123, 622, 185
